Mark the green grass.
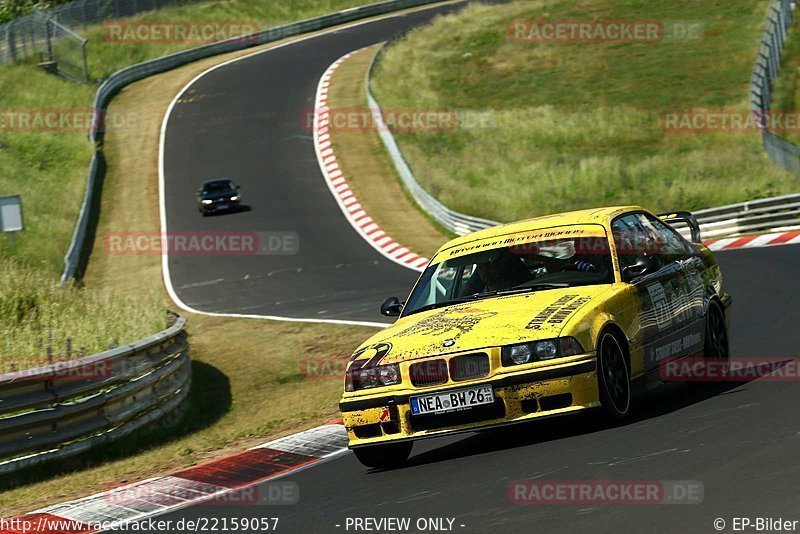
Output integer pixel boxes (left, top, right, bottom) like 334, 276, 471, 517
0, 54, 170, 370
81, 0, 386, 79
0, 260, 164, 371
0, 0, 379, 369
0, 66, 94, 272
372, 0, 799, 222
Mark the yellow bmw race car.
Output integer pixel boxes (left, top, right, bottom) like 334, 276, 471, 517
339, 206, 732, 469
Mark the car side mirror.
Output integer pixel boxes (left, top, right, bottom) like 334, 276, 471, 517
621, 255, 660, 282
380, 297, 403, 317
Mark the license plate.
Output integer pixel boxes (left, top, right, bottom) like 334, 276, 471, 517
218, 203, 229, 209
410, 385, 494, 415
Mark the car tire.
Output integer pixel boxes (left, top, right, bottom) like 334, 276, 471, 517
352, 442, 413, 469
704, 300, 729, 360
597, 330, 632, 419
684, 299, 730, 388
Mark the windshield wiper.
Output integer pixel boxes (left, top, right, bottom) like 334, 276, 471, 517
470, 284, 572, 299
467, 287, 538, 299
408, 296, 478, 315
521, 282, 572, 290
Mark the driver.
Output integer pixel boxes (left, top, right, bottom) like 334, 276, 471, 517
472, 249, 530, 293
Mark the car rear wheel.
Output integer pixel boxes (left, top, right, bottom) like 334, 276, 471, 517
598, 331, 631, 419
352, 442, 413, 469
685, 300, 730, 388
704, 300, 729, 359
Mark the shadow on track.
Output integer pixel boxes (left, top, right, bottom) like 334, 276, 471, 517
394, 380, 750, 471
201, 205, 252, 217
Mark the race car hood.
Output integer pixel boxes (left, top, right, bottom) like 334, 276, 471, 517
357, 285, 614, 364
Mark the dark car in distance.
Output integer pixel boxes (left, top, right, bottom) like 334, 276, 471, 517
197, 179, 241, 216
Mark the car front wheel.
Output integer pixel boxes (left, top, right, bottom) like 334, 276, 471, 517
704, 300, 729, 360
352, 441, 413, 469
598, 331, 631, 419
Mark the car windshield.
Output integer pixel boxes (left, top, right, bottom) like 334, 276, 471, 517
203, 181, 233, 193
402, 233, 615, 316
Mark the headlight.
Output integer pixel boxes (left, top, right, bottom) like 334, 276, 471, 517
201, 199, 213, 205
502, 337, 584, 366
506, 344, 533, 365
345, 363, 401, 392
534, 339, 558, 360
230, 195, 239, 201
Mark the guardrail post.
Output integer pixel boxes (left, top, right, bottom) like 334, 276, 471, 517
7, 28, 17, 65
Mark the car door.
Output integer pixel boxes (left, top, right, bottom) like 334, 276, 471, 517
612, 213, 701, 375
645, 214, 706, 360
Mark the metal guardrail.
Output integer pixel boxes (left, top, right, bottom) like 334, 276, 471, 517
60, 0, 451, 282
0, 314, 189, 474
366, 31, 498, 236
692, 193, 800, 238
750, 0, 800, 173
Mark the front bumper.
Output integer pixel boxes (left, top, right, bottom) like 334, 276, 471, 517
201, 200, 240, 213
339, 356, 599, 448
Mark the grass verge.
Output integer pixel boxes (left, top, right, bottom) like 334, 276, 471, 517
0, 260, 164, 369
327, 45, 451, 258
372, 0, 799, 223
80, 0, 391, 80
0, 66, 162, 366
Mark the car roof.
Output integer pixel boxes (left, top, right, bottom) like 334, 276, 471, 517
202, 178, 233, 186
436, 205, 645, 253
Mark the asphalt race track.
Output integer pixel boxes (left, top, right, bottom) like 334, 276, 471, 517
158, 2, 800, 532
162, 2, 494, 324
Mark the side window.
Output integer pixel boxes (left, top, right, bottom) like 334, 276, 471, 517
612, 214, 656, 269
639, 214, 690, 263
